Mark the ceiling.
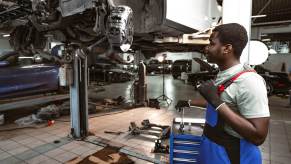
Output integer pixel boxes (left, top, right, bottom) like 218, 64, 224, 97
252, 0, 291, 25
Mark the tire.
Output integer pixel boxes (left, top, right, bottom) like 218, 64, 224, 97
266, 81, 273, 96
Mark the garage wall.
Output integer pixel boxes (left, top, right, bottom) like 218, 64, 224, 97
251, 26, 291, 72
263, 54, 291, 72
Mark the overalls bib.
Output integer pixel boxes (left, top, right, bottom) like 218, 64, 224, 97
198, 70, 262, 164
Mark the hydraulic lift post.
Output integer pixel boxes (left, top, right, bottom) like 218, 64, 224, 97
70, 48, 89, 138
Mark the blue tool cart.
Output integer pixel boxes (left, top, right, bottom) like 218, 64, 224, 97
169, 132, 202, 164
170, 106, 204, 163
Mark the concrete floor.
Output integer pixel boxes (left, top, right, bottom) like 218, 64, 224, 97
0, 75, 291, 164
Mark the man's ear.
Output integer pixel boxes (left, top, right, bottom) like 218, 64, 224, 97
223, 44, 233, 55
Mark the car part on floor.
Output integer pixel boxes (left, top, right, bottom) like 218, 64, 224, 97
14, 114, 43, 126
36, 104, 61, 120
129, 121, 170, 140
141, 119, 169, 130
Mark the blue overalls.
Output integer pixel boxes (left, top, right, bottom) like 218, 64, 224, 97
198, 70, 262, 164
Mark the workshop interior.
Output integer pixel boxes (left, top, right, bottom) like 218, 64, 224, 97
0, 0, 291, 163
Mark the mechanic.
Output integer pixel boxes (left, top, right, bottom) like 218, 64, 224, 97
176, 23, 270, 164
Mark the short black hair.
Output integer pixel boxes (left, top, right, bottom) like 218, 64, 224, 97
213, 23, 248, 59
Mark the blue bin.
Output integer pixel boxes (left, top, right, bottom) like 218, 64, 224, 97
170, 133, 202, 164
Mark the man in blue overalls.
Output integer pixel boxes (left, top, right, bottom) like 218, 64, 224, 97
176, 23, 270, 164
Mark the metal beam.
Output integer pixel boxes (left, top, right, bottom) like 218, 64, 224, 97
252, 0, 272, 23
252, 20, 291, 26
259, 24, 291, 34
0, 94, 69, 112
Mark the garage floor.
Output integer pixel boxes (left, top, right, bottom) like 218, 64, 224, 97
0, 75, 291, 164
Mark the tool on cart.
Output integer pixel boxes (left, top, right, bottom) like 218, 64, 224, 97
175, 106, 187, 134
169, 134, 202, 164
174, 104, 206, 134
152, 139, 169, 154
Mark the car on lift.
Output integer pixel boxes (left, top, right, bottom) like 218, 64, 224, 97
89, 59, 134, 83
187, 58, 218, 89
255, 65, 291, 96
0, 0, 220, 57
146, 59, 172, 74
171, 59, 192, 79
0, 51, 62, 99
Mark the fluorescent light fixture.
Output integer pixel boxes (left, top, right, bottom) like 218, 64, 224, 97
262, 38, 271, 42
2, 34, 10, 37
157, 56, 164, 62
120, 44, 131, 52
251, 14, 267, 18
18, 56, 34, 59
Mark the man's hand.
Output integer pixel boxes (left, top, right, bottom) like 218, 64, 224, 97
175, 100, 190, 110
197, 80, 224, 109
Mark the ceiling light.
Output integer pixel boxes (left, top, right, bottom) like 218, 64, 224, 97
262, 38, 271, 42
157, 56, 164, 62
2, 34, 10, 37
251, 14, 267, 18
120, 44, 131, 52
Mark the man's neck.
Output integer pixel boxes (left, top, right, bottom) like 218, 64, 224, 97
218, 60, 240, 71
